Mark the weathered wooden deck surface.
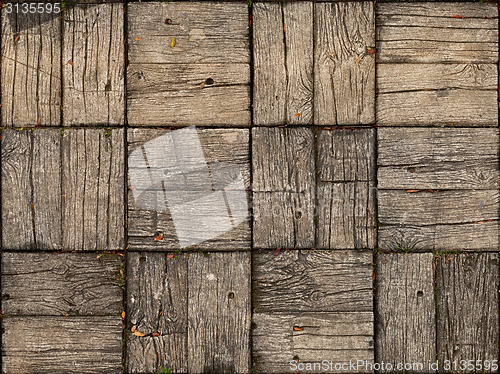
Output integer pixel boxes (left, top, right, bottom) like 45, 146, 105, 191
0, 1, 499, 373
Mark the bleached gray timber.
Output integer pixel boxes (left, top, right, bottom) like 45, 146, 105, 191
317, 129, 376, 249
253, 312, 374, 373
436, 254, 499, 370
2, 316, 122, 374
127, 2, 250, 126
62, 3, 125, 125
61, 128, 125, 251
127, 128, 250, 251
1, 10, 60, 126
126, 252, 188, 373
376, 3, 498, 63
252, 128, 315, 248
253, 250, 373, 312
252, 2, 313, 125
375, 254, 436, 373
378, 190, 499, 251
2, 252, 122, 316
126, 252, 250, 374
2, 129, 61, 249
378, 128, 499, 189
314, 2, 375, 125
1, 128, 125, 250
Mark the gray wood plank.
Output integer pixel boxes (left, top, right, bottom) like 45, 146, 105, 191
2, 129, 61, 250
253, 250, 373, 312
378, 190, 499, 251
376, 3, 498, 63
2, 252, 122, 316
377, 88, 497, 126
379, 221, 499, 252
62, 128, 125, 251
377, 64, 497, 93
317, 182, 376, 250
318, 129, 376, 183
126, 252, 188, 373
1, 9, 61, 126
62, 3, 124, 126
314, 2, 375, 125
252, 2, 313, 126
378, 128, 499, 189
127, 63, 250, 126
127, 128, 250, 251
188, 252, 251, 373
375, 254, 436, 373
253, 312, 374, 374
128, 2, 249, 65
2, 316, 122, 374
436, 253, 499, 371
252, 127, 315, 192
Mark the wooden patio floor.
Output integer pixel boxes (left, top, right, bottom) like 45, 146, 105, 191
0, 1, 499, 373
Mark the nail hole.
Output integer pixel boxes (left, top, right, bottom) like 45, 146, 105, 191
417, 291, 424, 297
2, 294, 10, 300
293, 355, 300, 361
407, 167, 416, 173
205, 78, 214, 85
140, 256, 146, 262
295, 211, 302, 219
228, 292, 235, 300
165, 18, 172, 24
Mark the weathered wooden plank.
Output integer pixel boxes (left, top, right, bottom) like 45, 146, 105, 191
379, 190, 499, 251
253, 191, 314, 249
377, 89, 497, 126
318, 129, 376, 182
253, 250, 373, 312
2, 129, 61, 250
128, 2, 249, 64
378, 128, 499, 189
252, 2, 313, 125
436, 254, 499, 370
314, 2, 375, 125
378, 64, 497, 92
2, 316, 122, 374
188, 252, 251, 373
253, 312, 374, 374
376, 3, 498, 63
62, 3, 124, 125
127, 63, 250, 126
126, 252, 187, 373
2, 252, 122, 316
1, 9, 61, 126
252, 127, 314, 192
127, 128, 250, 251
375, 254, 436, 372
379, 221, 498, 252
317, 182, 376, 250
62, 128, 125, 251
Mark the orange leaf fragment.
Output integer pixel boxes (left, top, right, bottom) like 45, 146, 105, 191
167, 254, 175, 259
152, 332, 160, 337
131, 325, 137, 333
273, 248, 281, 256
367, 48, 376, 55
121, 311, 125, 319
68, 60, 74, 66
451, 15, 463, 18
293, 326, 303, 331
133, 331, 145, 337
14, 35, 20, 42
406, 189, 421, 193
136, 37, 141, 41
154, 232, 164, 241
295, 113, 301, 117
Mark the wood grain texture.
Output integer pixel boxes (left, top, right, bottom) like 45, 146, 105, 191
253, 250, 373, 312
318, 129, 376, 183
2, 129, 61, 250
2, 252, 122, 316
188, 252, 251, 374
2, 316, 122, 374
62, 3, 124, 125
62, 128, 125, 251
128, 2, 249, 65
127, 128, 250, 251
253, 312, 374, 374
127, 63, 250, 126
436, 254, 499, 371
314, 2, 375, 125
126, 252, 188, 373
378, 128, 499, 190
376, 3, 499, 63
378, 190, 499, 252
1, 10, 61, 126
252, 2, 313, 125
375, 254, 436, 372
317, 182, 376, 250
